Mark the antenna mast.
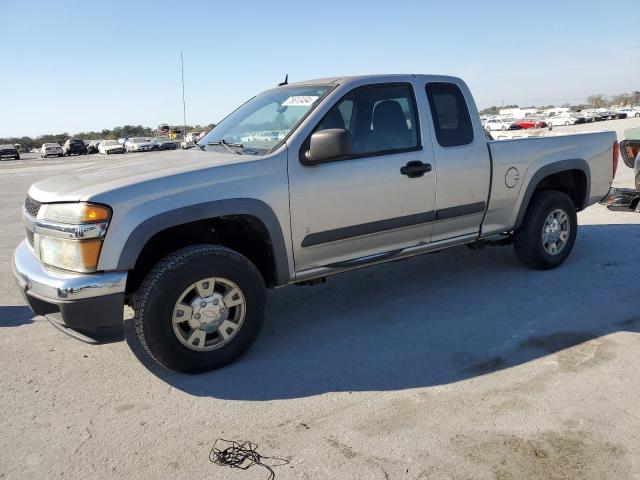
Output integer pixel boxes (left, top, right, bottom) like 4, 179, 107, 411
181, 52, 187, 141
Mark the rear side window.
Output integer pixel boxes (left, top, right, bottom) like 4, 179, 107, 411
425, 82, 474, 147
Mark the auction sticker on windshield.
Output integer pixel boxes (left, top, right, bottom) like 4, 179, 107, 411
282, 96, 319, 107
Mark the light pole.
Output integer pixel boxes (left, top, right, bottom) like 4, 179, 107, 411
181, 52, 187, 141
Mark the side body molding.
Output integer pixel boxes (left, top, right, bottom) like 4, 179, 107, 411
116, 198, 291, 285
514, 158, 591, 229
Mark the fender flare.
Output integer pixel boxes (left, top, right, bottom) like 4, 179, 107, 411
115, 198, 290, 285
514, 158, 590, 229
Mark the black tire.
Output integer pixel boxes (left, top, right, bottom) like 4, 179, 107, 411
513, 191, 577, 270
133, 244, 266, 373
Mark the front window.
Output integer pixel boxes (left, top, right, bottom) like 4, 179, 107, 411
199, 85, 332, 155
313, 84, 420, 156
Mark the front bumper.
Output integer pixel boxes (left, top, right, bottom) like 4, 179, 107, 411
599, 188, 640, 212
12, 240, 127, 342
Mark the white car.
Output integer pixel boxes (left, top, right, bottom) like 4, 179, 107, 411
98, 140, 126, 155
617, 108, 640, 118
181, 132, 205, 149
484, 117, 517, 131
185, 132, 203, 143
546, 114, 584, 126
125, 137, 160, 152
40, 143, 63, 158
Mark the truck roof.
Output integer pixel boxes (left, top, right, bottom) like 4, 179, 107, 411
286, 74, 462, 87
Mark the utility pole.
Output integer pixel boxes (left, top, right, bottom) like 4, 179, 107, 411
181, 52, 187, 141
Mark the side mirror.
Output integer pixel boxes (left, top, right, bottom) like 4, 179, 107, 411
305, 129, 352, 163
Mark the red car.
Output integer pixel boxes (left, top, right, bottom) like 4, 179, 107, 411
516, 117, 548, 129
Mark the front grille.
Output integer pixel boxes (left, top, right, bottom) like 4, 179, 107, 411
26, 229, 34, 247
24, 195, 42, 217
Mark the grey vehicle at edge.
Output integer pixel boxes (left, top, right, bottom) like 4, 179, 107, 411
13, 74, 618, 373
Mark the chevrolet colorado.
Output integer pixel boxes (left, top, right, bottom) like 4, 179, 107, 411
13, 74, 618, 373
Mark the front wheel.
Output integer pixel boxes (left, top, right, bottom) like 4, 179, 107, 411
513, 191, 577, 270
133, 245, 266, 373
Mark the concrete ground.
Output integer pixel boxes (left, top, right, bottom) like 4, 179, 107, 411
1, 119, 640, 479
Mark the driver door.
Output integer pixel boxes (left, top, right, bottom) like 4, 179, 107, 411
287, 82, 437, 272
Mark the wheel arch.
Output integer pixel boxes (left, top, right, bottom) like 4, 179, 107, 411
117, 199, 290, 291
515, 159, 590, 229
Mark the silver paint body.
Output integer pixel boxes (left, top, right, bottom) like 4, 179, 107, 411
23, 75, 616, 291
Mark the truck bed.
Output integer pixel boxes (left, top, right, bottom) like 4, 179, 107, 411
481, 131, 617, 237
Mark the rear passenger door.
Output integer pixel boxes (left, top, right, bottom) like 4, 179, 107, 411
424, 81, 491, 242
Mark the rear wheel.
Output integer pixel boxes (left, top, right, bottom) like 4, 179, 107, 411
133, 245, 266, 373
513, 191, 577, 270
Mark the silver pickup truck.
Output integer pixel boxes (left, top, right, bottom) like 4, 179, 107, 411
13, 74, 618, 373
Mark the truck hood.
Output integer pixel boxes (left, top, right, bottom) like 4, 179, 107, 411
28, 149, 255, 202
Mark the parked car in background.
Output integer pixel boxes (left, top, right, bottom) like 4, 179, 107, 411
159, 139, 179, 150
515, 117, 549, 129
98, 140, 126, 155
547, 113, 585, 126
0, 144, 20, 160
600, 127, 640, 211
186, 132, 203, 142
617, 107, 640, 118
181, 132, 204, 149
484, 117, 519, 131
62, 138, 88, 156
125, 137, 160, 152
86, 140, 101, 154
40, 143, 63, 157
597, 110, 622, 121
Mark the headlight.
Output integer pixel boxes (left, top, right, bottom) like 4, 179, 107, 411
39, 237, 103, 272
30, 202, 111, 272
38, 203, 110, 224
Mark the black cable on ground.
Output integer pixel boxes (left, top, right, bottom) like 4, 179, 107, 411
210, 438, 289, 480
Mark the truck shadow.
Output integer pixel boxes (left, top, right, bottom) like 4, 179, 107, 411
125, 223, 640, 400
0, 305, 34, 327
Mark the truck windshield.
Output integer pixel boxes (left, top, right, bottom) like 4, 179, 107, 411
199, 85, 332, 155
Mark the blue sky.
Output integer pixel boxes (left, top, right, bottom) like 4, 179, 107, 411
1, 0, 639, 137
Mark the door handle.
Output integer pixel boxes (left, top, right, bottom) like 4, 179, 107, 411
400, 161, 432, 178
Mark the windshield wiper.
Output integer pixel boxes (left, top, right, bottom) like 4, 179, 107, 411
207, 139, 243, 155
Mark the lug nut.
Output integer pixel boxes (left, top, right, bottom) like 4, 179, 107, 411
194, 313, 201, 320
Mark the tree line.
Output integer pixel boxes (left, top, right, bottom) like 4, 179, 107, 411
479, 90, 640, 116
0, 123, 216, 149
